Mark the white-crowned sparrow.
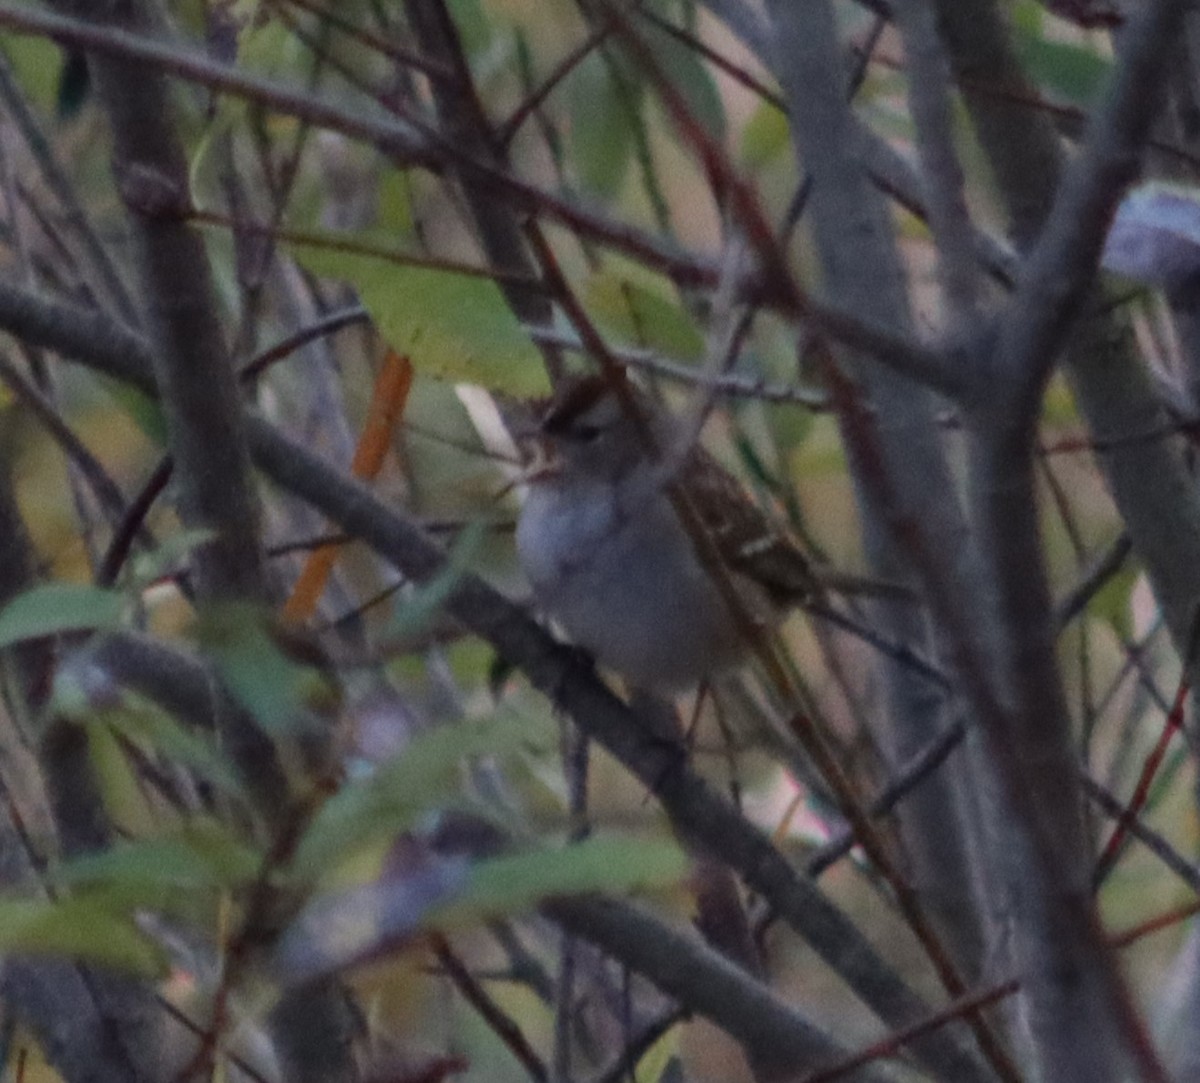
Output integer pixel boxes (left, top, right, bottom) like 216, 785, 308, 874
516, 375, 836, 692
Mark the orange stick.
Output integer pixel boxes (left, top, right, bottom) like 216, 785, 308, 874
282, 351, 414, 623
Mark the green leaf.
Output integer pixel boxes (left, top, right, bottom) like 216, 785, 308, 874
389, 521, 488, 637
0, 583, 124, 649
290, 714, 538, 880
292, 242, 548, 396
57, 821, 263, 895
129, 528, 218, 588
196, 603, 331, 736
448, 0, 492, 57
740, 102, 790, 170
237, 16, 298, 75
104, 699, 247, 800
84, 716, 155, 837
1042, 375, 1080, 428
1088, 562, 1139, 641
189, 95, 247, 208
1011, 0, 1044, 34
2, 36, 65, 113
570, 52, 637, 197
376, 170, 414, 237
584, 271, 704, 361
101, 381, 167, 446
0, 897, 166, 975
1014, 25, 1110, 107
634, 1028, 679, 1083
436, 836, 689, 924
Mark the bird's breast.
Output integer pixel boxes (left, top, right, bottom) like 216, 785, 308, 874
516, 481, 746, 690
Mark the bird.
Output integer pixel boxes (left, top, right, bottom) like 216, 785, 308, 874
515, 374, 871, 693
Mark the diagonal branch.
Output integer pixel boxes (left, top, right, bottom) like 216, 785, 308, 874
0, 1, 964, 399
0, 280, 993, 1083
987, 0, 1188, 417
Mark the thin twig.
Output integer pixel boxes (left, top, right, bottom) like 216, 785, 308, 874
431, 934, 549, 1083
1082, 772, 1200, 894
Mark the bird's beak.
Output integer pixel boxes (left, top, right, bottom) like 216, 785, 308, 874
520, 436, 562, 483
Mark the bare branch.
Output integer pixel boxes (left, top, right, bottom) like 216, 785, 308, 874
989, 0, 1188, 413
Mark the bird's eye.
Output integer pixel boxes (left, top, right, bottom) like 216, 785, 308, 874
572, 423, 602, 442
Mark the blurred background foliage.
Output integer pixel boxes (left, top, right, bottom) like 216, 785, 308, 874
0, 1, 1194, 1082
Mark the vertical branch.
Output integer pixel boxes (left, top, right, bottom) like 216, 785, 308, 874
37, 4, 355, 1083
932, 0, 1200, 665
892, 0, 985, 325
965, 421, 1132, 1079
41, 0, 289, 811
403, 0, 557, 350
46, 0, 267, 606
762, 0, 993, 991
933, 1, 1186, 1078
